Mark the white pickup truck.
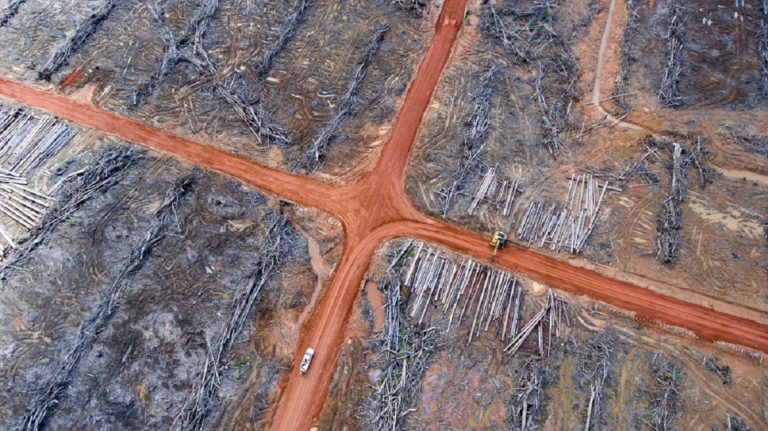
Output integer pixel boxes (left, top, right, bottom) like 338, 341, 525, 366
299, 347, 315, 375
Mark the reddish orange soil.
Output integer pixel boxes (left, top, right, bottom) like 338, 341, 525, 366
1, 0, 768, 429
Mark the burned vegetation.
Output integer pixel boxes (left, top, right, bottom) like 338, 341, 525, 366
406, 0, 621, 261
0, 0, 434, 178
313, 240, 768, 430
618, 0, 768, 109
0, 112, 340, 429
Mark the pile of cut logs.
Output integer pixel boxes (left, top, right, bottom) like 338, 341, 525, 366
0, 109, 76, 247
401, 242, 570, 356
517, 174, 616, 253
468, 165, 522, 217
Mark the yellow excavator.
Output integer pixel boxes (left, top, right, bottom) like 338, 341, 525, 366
489, 231, 507, 260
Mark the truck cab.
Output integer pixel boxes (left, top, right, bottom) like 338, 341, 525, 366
299, 348, 315, 375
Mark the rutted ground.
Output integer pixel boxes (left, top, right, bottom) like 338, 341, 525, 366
405, 0, 768, 315
0, 119, 343, 429
0, 0, 434, 180
0, 0, 766, 429
316, 240, 768, 430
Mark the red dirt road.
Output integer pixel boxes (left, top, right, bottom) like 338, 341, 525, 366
1, 0, 767, 429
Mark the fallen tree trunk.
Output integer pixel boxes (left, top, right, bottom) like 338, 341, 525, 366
38, 0, 116, 80
299, 24, 390, 171
18, 175, 197, 431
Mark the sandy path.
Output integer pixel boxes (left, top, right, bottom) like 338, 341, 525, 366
1, 0, 768, 428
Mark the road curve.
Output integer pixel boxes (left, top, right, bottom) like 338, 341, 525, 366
0, 0, 767, 429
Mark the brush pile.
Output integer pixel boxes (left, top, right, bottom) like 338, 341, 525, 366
658, 0, 687, 107
18, 175, 196, 431
38, 0, 115, 80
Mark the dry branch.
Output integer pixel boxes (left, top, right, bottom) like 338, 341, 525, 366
38, 0, 115, 80
0, 0, 25, 28
17, 175, 196, 431
299, 24, 389, 171
256, 0, 314, 77
175, 213, 298, 431
658, 0, 686, 107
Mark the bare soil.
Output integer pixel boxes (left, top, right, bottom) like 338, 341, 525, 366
0, 0, 434, 182
0, 129, 343, 430
405, 0, 768, 316
315, 240, 768, 430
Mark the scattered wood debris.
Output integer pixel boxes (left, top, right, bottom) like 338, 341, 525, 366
613, 0, 642, 112
392, 0, 429, 15
702, 355, 732, 386
758, 17, 768, 98
615, 142, 661, 186
131, 0, 221, 106
577, 331, 617, 431
507, 359, 546, 430
0, 147, 143, 279
300, 24, 390, 171
647, 353, 683, 431
256, 0, 314, 77
0, 0, 25, 28
208, 75, 291, 147
658, 0, 687, 107
364, 272, 439, 431
533, 61, 564, 156
517, 174, 615, 254
724, 415, 751, 431
18, 175, 197, 431
38, 0, 115, 80
439, 66, 499, 215
656, 143, 686, 264
481, 2, 580, 157
653, 138, 713, 265
721, 126, 768, 158
175, 213, 299, 431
